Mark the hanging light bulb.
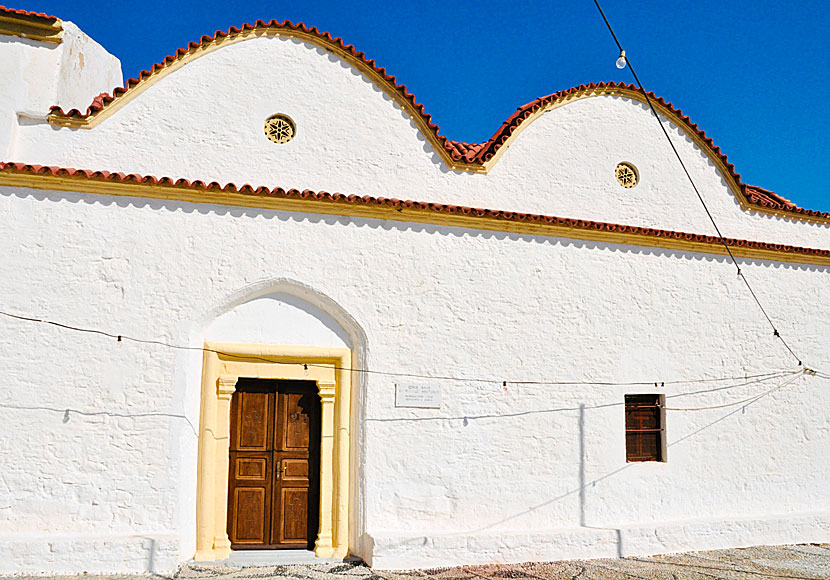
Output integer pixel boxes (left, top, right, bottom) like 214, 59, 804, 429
616, 49, 627, 69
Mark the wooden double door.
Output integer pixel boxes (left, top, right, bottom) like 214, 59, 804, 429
227, 379, 321, 550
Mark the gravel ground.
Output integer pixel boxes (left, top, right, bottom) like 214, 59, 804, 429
6, 544, 829, 580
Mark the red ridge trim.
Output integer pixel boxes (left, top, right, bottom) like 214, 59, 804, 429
1, 161, 827, 260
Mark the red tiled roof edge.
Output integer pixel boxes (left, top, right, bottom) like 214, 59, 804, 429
0, 4, 59, 21
48, 20, 455, 156
743, 184, 827, 220
2, 161, 828, 261
43, 20, 827, 221
469, 85, 830, 220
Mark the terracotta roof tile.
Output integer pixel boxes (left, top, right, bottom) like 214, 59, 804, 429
1, 161, 827, 263
445, 141, 487, 162
42, 20, 826, 222
743, 184, 827, 220
0, 4, 58, 21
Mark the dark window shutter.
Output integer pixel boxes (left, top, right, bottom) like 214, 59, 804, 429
625, 394, 664, 462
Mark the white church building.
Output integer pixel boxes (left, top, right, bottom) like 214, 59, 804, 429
1, 5, 828, 575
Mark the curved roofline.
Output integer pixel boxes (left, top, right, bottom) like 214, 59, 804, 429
45, 19, 828, 224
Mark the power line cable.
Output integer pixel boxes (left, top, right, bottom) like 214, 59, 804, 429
664, 369, 800, 399
591, 0, 805, 367
365, 372, 803, 423
0, 308, 810, 387
664, 370, 805, 411
508, 369, 794, 387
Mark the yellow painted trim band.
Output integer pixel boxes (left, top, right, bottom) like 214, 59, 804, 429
0, 13, 61, 43
1, 168, 828, 266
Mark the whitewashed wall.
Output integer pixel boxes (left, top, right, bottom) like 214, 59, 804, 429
0, 186, 828, 573
1, 22, 829, 576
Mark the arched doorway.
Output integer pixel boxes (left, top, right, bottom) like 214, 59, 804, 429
192, 289, 358, 562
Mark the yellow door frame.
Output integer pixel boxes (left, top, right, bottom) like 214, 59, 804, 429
193, 342, 351, 561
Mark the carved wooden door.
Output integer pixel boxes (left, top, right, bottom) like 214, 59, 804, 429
227, 379, 321, 549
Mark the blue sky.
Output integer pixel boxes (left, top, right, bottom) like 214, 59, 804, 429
27, 0, 829, 212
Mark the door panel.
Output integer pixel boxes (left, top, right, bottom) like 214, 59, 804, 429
228, 450, 271, 546
279, 488, 309, 543
281, 458, 309, 481
228, 379, 320, 550
236, 457, 268, 480
232, 487, 268, 544
281, 392, 311, 450
230, 386, 274, 451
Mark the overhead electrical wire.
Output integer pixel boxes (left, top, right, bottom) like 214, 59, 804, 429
363, 372, 806, 423
591, 0, 806, 367
663, 370, 805, 411
0, 308, 813, 388
506, 369, 794, 387
663, 369, 801, 399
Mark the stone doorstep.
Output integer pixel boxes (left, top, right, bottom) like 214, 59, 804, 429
188, 549, 346, 567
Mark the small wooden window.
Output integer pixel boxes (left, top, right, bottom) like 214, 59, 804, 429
625, 394, 665, 462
